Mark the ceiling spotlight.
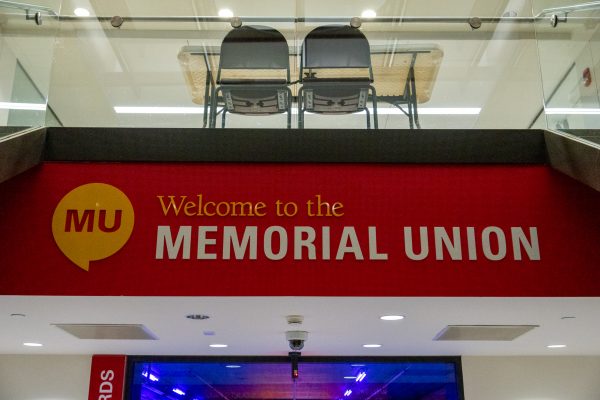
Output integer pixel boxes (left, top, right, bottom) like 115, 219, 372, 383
209, 344, 228, 348
226, 365, 241, 368
23, 342, 43, 347
218, 8, 234, 18
547, 344, 567, 349
362, 344, 382, 348
74, 8, 90, 17
380, 315, 404, 321
361, 9, 376, 18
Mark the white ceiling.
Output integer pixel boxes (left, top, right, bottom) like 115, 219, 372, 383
2, 296, 600, 356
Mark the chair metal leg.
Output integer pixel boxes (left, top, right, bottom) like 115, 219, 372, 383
202, 72, 211, 128
298, 88, 305, 129
286, 88, 292, 129
370, 85, 378, 130
210, 87, 222, 128
365, 107, 371, 129
202, 101, 209, 128
413, 104, 421, 129
409, 70, 421, 129
221, 109, 227, 128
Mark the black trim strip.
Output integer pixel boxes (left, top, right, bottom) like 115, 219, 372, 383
45, 127, 547, 164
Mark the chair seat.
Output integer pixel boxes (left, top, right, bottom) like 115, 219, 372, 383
302, 84, 371, 114
221, 87, 290, 115
211, 25, 292, 128
298, 24, 378, 129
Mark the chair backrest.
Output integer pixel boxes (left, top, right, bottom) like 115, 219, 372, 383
219, 25, 289, 70
302, 25, 372, 69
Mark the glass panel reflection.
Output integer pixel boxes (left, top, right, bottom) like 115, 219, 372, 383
0, 0, 59, 130
41, 0, 544, 129
534, 0, 600, 144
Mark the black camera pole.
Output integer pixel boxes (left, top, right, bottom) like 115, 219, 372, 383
289, 351, 301, 380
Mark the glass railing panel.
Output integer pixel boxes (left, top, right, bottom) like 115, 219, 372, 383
336, 19, 543, 130
0, 0, 60, 129
534, 0, 600, 144
48, 0, 298, 128
42, 1, 546, 130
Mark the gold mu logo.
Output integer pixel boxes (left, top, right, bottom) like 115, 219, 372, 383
52, 183, 135, 271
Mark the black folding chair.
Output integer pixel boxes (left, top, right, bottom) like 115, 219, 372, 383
210, 25, 292, 128
298, 25, 378, 129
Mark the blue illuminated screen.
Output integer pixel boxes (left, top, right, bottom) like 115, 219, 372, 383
127, 358, 462, 400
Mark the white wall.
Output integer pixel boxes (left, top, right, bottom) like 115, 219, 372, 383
2, 355, 600, 400
462, 356, 600, 400
0, 355, 91, 400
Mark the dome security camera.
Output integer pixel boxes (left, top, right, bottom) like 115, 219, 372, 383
286, 331, 308, 351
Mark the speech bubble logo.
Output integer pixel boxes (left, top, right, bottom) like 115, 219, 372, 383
52, 183, 134, 271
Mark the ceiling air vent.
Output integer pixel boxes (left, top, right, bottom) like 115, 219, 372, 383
434, 325, 538, 341
53, 324, 158, 340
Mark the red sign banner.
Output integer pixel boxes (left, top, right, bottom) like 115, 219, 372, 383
1, 162, 599, 296
88, 355, 126, 400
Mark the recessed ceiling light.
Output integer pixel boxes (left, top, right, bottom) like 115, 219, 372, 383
362, 344, 382, 348
114, 106, 204, 114
380, 315, 404, 321
218, 9, 234, 18
344, 376, 357, 379
226, 365, 241, 368
23, 342, 43, 347
351, 364, 365, 367
74, 8, 90, 17
209, 344, 228, 348
361, 9, 377, 18
547, 344, 567, 349
0, 102, 46, 111
546, 108, 600, 115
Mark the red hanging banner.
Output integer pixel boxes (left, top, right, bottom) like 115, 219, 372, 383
1, 162, 599, 296
88, 355, 127, 400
